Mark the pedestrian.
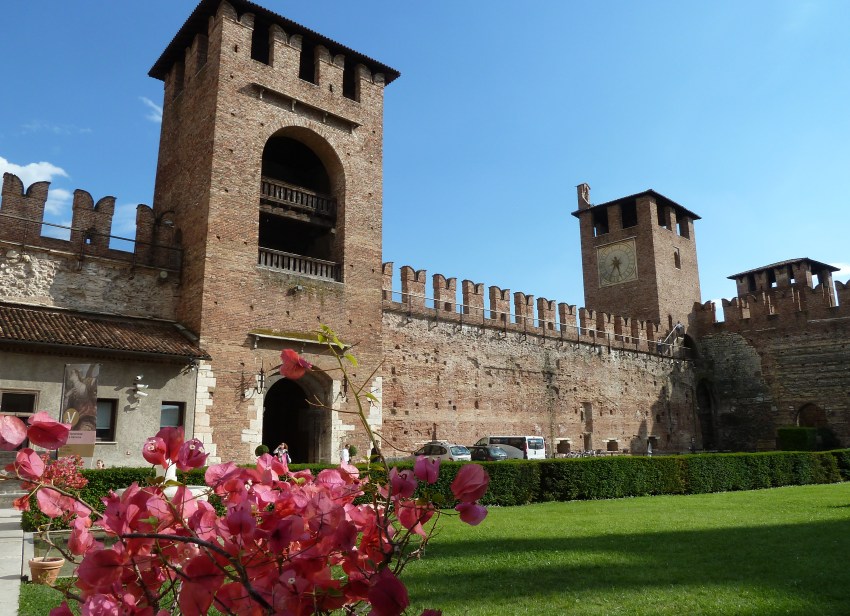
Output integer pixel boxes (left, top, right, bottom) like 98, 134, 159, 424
95, 459, 106, 469
340, 443, 350, 465
274, 442, 291, 464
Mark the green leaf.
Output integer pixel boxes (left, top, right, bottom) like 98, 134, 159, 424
344, 353, 358, 367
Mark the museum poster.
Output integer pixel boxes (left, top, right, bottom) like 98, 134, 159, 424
58, 363, 99, 458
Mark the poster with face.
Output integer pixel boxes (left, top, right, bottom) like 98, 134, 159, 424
59, 364, 99, 458
61, 364, 99, 431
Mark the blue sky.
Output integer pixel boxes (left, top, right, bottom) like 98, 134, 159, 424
1, 1, 848, 315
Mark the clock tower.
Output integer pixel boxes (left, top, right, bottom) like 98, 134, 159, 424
572, 184, 701, 334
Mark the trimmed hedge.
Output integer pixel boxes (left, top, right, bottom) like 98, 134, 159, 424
22, 451, 847, 531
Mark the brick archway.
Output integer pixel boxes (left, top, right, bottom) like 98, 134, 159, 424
262, 377, 331, 464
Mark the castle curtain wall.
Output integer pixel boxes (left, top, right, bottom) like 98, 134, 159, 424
381, 311, 697, 455
697, 325, 850, 450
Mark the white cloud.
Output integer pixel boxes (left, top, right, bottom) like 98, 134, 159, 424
0, 155, 68, 187
21, 121, 91, 135
44, 188, 73, 216
140, 97, 163, 123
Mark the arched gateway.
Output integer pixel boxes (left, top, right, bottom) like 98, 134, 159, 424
261, 372, 333, 464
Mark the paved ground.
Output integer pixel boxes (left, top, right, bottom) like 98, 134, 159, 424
0, 508, 23, 614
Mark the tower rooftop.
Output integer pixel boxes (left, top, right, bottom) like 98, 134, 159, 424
728, 258, 838, 280
149, 0, 400, 83
571, 189, 701, 220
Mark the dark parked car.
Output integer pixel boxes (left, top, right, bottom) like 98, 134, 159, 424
468, 445, 509, 462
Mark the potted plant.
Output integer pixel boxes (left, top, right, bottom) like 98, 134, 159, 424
29, 524, 65, 586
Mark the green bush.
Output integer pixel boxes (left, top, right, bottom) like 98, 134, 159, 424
777, 427, 817, 451
829, 449, 850, 480
538, 457, 686, 501
24, 451, 848, 530
254, 444, 269, 457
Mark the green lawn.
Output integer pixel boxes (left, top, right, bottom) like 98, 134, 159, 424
21, 483, 850, 615
404, 483, 850, 615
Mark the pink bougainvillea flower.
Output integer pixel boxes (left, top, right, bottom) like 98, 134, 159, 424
389, 468, 417, 499
367, 567, 410, 616
48, 602, 74, 616
76, 547, 127, 593
455, 501, 488, 526
450, 464, 490, 503
156, 426, 185, 461
14, 448, 45, 482
280, 349, 312, 380
0, 415, 27, 450
176, 438, 208, 471
69, 517, 96, 555
204, 461, 239, 489
396, 500, 434, 538
142, 436, 167, 467
414, 456, 440, 484
12, 494, 30, 512
178, 554, 226, 616
36, 487, 77, 519
26, 411, 71, 450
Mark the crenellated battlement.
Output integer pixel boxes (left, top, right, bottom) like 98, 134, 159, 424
694, 278, 850, 335
0, 173, 181, 269
381, 262, 680, 356
149, 0, 398, 129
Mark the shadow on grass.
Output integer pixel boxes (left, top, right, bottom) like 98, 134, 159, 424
405, 517, 850, 613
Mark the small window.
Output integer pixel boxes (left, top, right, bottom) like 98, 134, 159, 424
674, 248, 681, 269
677, 216, 690, 238
620, 200, 638, 228
528, 438, 545, 450
0, 390, 37, 415
96, 399, 117, 441
592, 208, 609, 237
160, 402, 185, 429
656, 204, 669, 228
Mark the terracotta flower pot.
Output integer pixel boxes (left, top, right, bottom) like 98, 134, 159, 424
28, 556, 65, 586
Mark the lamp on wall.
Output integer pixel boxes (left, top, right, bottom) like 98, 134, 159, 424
130, 375, 148, 409
243, 365, 266, 399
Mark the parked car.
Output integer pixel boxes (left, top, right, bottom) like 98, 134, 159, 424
468, 445, 509, 462
475, 436, 547, 460
411, 441, 472, 462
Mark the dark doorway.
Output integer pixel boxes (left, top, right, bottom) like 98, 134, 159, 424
797, 404, 827, 428
262, 378, 312, 463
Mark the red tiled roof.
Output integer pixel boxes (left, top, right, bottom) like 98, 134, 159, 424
0, 303, 209, 360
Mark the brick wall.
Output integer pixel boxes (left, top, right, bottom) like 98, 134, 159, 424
380, 309, 698, 456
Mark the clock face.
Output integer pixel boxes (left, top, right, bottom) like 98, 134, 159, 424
597, 239, 637, 287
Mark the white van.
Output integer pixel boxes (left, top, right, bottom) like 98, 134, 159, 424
475, 436, 546, 460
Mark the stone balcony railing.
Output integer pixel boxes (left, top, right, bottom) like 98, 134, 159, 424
258, 247, 340, 281
260, 177, 336, 218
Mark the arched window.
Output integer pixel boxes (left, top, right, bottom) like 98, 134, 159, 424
258, 132, 342, 280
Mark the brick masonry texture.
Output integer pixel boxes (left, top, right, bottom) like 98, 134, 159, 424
381, 310, 696, 455
1, 0, 849, 464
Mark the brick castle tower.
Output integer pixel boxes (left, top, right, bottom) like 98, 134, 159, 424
148, 0, 398, 463
572, 184, 702, 335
